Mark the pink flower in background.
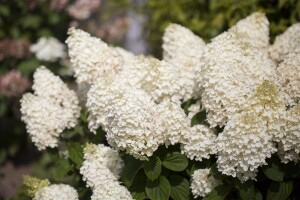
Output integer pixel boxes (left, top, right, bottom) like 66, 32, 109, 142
67, 0, 101, 20
0, 39, 31, 61
97, 16, 129, 43
51, 0, 69, 10
0, 70, 30, 97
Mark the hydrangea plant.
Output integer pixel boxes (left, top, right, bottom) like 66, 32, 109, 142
20, 12, 300, 200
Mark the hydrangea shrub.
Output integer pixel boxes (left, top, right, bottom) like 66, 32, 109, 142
20, 12, 300, 200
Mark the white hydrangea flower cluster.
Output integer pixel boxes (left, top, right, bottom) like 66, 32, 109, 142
276, 47, 300, 106
278, 105, 300, 163
190, 168, 222, 198
103, 88, 166, 159
269, 23, 300, 62
229, 12, 269, 49
216, 81, 285, 182
30, 37, 65, 62
80, 144, 132, 200
118, 55, 182, 103
196, 12, 276, 127
163, 23, 206, 100
181, 125, 217, 161
20, 66, 80, 150
34, 184, 79, 200
80, 143, 124, 180
66, 27, 122, 84
157, 99, 191, 145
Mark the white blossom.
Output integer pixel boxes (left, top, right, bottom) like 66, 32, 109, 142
66, 27, 122, 84
118, 55, 182, 103
269, 23, 300, 62
190, 168, 222, 198
278, 104, 300, 163
20, 66, 80, 150
103, 88, 166, 159
162, 23, 206, 100
30, 37, 65, 62
157, 99, 191, 145
230, 12, 269, 49
91, 180, 133, 200
276, 48, 300, 106
80, 144, 132, 200
181, 125, 217, 161
34, 184, 78, 200
216, 81, 285, 182
81, 143, 124, 180
196, 18, 276, 127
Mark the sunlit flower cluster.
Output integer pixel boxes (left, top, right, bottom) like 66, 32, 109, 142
80, 143, 132, 199
191, 168, 222, 198
30, 37, 65, 62
21, 10, 300, 200
20, 66, 80, 150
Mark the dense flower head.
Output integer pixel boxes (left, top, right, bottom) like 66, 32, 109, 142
118, 55, 182, 102
196, 19, 276, 127
30, 37, 65, 62
278, 104, 300, 163
163, 23, 205, 62
103, 88, 166, 159
23, 176, 50, 198
66, 27, 122, 84
33, 184, 79, 200
181, 125, 217, 161
269, 23, 300, 62
82, 143, 124, 179
91, 180, 133, 200
20, 66, 80, 150
157, 99, 191, 145
190, 168, 222, 198
276, 47, 300, 106
216, 81, 285, 182
80, 144, 132, 199
230, 12, 269, 49
162, 23, 206, 100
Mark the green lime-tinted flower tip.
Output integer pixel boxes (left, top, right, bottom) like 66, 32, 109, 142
23, 175, 50, 198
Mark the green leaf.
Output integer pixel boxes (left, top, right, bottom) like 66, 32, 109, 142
169, 175, 190, 200
254, 188, 263, 200
17, 59, 40, 76
263, 159, 284, 181
144, 155, 161, 181
236, 180, 255, 200
52, 159, 72, 181
191, 110, 206, 126
22, 15, 41, 28
68, 142, 84, 168
162, 152, 188, 172
146, 176, 171, 200
129, 170, 147, 200
121, 156, 143, 187
266, 181, 293, 200
204, 185, 229, 200
0, 5, 10, 16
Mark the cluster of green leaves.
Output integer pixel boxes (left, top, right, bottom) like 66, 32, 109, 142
144, 0, 300, 57
121, 144, 191, 200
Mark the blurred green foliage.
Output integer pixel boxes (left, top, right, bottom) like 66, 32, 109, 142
145, 0, 300, 58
